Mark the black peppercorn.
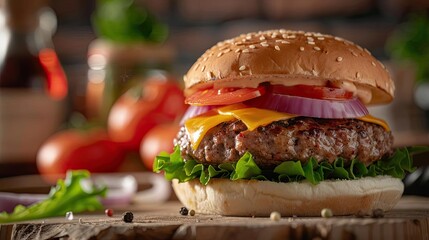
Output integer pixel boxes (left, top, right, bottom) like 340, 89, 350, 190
372, 209, 384, 218
122, 211, 134, 223
180, 207, 189, 215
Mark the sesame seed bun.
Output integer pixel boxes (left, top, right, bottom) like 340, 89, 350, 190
172, 176, 404, 216
184, 30, 394, 105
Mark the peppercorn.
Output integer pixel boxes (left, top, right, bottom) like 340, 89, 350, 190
270, 211, 281, 221
189, 209, 196, 216
105, 209, 113, 217
321, 208, 333, 218
372, 209, 384, 218
122, 211, 134, 223
180, 207, 189, 216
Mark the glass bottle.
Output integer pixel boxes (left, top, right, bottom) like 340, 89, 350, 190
0, 0, 68, 177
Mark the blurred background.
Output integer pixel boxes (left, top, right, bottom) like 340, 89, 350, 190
0, 0, 428, 192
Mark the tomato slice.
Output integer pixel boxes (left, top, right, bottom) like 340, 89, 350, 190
185, 87, 265, 106
271, 84, 353, 100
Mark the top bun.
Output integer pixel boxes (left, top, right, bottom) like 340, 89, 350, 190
184, 30, 394, 105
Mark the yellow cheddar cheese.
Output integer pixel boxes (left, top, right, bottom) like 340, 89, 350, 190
184, 105, 390, 150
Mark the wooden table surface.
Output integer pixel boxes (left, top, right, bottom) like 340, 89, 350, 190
1, 196, 428, 240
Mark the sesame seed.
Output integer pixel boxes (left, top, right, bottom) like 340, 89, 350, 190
279, 29, 286, 34
314, 46, 321, 51
299, 47, 304, 51
242, 49, 250, 53
287, 35, 296, 39
201, 65, 206, 71
207, 71, 214, 79
312, 69, 317, 75
356, 72, 361, 78
304, 33, 312, 36
235, 49, 241, 53
307, 37, 314, 41
307, 41, 315, 45
224, 49, 231, 53
239, 65, 246, 71
364, 48, 371, 55
275, 39, 283, 43
281, 40, 290, 44
246, 35, 252, 40
357, 45, 364, 51
371, 61, 376, 66
271, 34, 278, 39
235, 42, 244, 46
334, 36, 343, 41
351, 52, 358, 57
282, 34, 288, 39
275, 45, 280, 51
336, 57, 343, 62
261, 42, 269, 47
317, 37, 325, 40
217, 52, 223, 57
249, 45, 256, 49
203, 57, 208, 61
259, 36, 266, 41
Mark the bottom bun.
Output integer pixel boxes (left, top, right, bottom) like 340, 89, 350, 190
172, 176, 404, 216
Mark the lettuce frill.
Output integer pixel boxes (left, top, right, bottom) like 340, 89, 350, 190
154, 146, 425, 185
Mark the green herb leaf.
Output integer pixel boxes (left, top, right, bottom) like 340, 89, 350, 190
0, 170, 106, 223
153, 147, 421, 186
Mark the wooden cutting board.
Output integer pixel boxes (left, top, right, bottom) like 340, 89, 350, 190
1, 196, 428, 240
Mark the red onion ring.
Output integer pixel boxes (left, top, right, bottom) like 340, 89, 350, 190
179, 105, 218, 125
245, 93, 369, 119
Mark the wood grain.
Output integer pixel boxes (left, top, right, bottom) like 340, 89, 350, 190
1, 196, 429, 240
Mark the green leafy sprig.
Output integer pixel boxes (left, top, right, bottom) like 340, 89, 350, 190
0, 170, 107, 223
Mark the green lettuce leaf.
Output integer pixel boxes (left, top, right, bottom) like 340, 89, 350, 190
154, 146, 424, 186
0, 170, 107, 223
231, 152, 262, 180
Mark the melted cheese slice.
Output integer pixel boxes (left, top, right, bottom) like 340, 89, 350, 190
358, 115, 390, 131
185, 105, 390, 149
217, 104, 296, 131
185, 111, 235, 150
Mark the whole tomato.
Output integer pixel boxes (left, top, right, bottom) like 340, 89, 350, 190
107, 76, 187, 151
37, 128, 125, 182
140, 123, 180, 171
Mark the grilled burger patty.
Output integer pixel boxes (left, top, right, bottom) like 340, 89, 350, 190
175, 117, 393, 168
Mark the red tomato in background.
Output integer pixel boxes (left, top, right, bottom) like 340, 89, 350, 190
108, 76, 187, 151
140, 123, 180, 171
37, 129, 125, 182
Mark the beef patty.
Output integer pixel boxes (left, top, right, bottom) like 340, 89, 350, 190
175, 117, 393, 168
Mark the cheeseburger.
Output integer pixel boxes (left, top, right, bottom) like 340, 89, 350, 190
154, 30, 415, 216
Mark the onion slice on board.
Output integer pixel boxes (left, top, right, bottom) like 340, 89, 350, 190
245, 93, 369, 119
